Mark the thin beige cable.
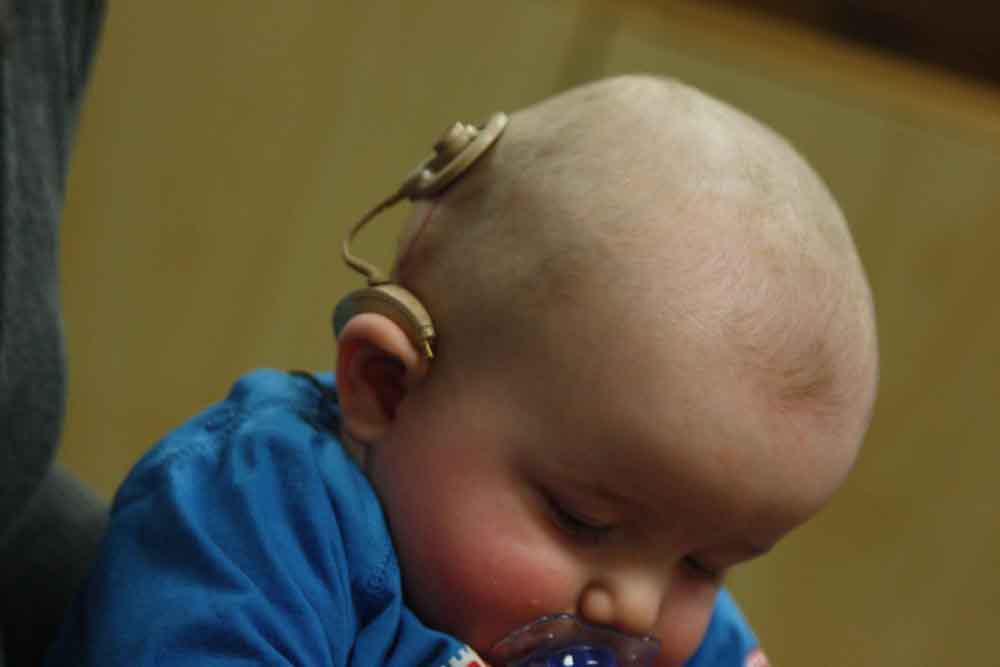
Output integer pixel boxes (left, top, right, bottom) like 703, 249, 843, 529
339, 113, 508, 288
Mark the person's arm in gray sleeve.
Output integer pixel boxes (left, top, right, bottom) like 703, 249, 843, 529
0, 1, 107, 664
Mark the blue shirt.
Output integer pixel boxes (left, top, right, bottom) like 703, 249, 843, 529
46, 370, 764, 666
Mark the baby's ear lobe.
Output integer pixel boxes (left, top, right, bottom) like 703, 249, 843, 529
335, 313, 428, 443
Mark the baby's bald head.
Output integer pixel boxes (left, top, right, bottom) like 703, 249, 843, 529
394, 75, 876, 439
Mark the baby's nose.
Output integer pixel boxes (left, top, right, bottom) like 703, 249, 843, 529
578, 573, 663, 637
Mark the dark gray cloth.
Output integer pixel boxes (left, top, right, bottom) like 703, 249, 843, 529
0, 0, 106, 664
0, 465, 107, 665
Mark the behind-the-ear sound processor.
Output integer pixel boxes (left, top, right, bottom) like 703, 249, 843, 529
333, 112, 509, 361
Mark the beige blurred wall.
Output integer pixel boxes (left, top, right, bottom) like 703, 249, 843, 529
59, 1, 1000, 665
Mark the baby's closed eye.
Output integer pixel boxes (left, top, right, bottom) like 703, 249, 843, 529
538, 486, 617, 544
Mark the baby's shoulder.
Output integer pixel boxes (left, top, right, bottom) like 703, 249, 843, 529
112, 369, 341, 511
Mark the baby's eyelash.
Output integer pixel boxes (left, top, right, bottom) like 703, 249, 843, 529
541, 489, 614, 542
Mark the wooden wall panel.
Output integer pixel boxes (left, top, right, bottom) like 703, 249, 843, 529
60, 0, 587, 493
59, 1, 999, 666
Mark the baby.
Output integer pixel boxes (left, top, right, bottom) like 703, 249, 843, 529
45, 75, 878, 667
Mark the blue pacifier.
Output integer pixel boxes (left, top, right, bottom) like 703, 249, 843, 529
490, 614, 660, 667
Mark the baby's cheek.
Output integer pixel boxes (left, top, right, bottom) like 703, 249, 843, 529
403, 507, 580, 653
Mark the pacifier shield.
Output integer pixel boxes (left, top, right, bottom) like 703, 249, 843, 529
490, 614, 660, 667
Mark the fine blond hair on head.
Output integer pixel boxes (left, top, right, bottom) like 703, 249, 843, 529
393, 74, 877, 421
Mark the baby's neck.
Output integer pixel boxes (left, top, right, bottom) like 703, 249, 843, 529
337, 425, 369, 469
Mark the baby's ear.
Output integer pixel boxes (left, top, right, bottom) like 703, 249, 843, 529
335, 312, 428, 444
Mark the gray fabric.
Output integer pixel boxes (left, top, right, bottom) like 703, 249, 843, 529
0, 0, 106, 664
0, 465, 107, 665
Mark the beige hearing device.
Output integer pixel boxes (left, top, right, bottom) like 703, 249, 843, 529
333, 112, 509, 360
